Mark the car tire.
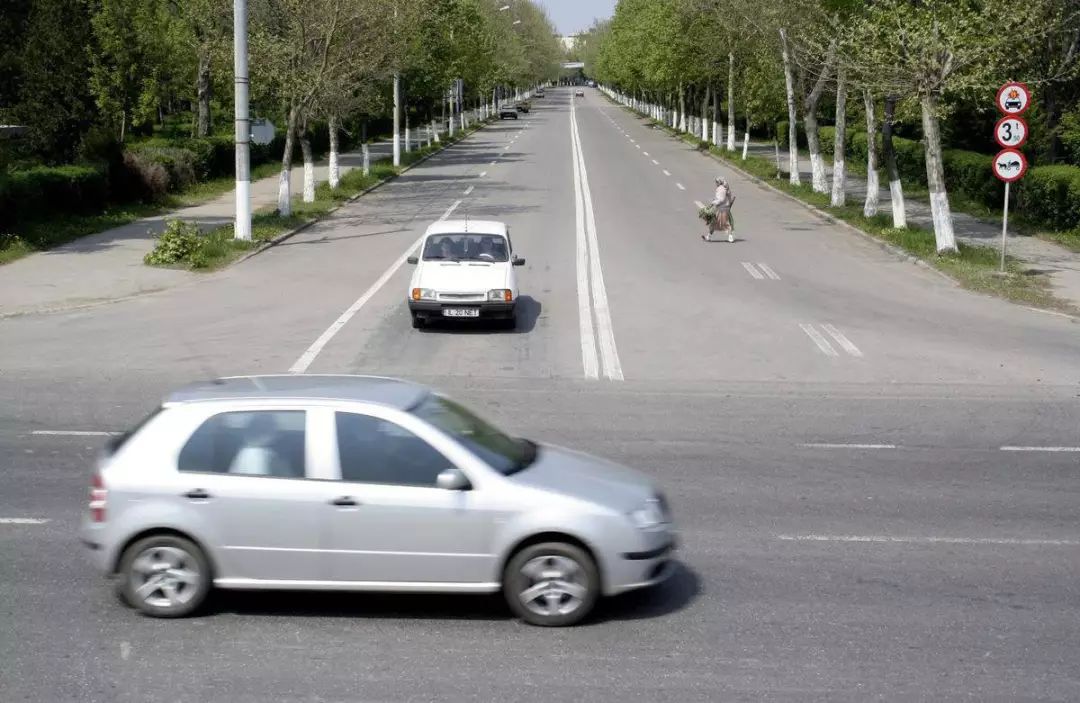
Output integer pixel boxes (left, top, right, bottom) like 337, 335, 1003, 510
411, 314, 425, 329
118, 534, 211, 618
502, 315, 517, 331
503, 542, 599, 627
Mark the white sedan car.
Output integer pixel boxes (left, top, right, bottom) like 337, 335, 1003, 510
406, 219, 525, 329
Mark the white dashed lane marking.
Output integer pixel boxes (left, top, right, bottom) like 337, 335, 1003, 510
676, 183, 686, 190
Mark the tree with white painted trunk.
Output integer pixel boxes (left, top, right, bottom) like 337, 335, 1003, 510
881, 96, 904, 226
830, 65, 847, 207
862, 91, 879, 217
800, 40, 836, 194
726, 52, 736, 151
778, 28, 800, 185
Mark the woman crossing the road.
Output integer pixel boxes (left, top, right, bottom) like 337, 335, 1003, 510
703, 176, 736, 243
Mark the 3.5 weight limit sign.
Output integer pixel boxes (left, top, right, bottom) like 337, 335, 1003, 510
992, 82, 1033, 272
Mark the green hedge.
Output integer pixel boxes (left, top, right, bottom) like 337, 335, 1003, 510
1019, 166, 1080, 231
942, 149, 1002, 209
0, 165, 109, 228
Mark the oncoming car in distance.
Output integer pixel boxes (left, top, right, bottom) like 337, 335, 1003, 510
406, 219, 524, 329
80, 375, 678, 627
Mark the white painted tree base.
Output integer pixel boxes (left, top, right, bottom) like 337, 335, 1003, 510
277, 170, 291, 216
890, 180, 907, 228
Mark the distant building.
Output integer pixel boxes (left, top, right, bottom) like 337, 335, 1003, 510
559, 35, 578, 52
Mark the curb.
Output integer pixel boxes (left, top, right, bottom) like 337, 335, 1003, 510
232, 120, 495, 267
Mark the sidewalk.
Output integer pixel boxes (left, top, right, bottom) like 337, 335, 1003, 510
0, 138, 404, 317
739, 140, 1080, 311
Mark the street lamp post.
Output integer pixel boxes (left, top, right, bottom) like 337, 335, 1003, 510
233, 0, 251, 241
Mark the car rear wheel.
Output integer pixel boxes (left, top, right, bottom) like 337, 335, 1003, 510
503, 542, 599, 627
118, 535, 210, 618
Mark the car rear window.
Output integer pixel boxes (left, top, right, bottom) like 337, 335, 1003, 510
104, 406, 164, 456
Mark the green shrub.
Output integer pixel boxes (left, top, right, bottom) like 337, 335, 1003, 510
1019, 165, 1080, 231
120, 150, 170, 202
942, 149, 1001, 208
0, 164, 109, 228
144, 219, 202, 265
776, 120, 807, 148
129, 145, 199, 192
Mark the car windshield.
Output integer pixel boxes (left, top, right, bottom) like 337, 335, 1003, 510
411, 394, 537, 475
422, 233, 509, 262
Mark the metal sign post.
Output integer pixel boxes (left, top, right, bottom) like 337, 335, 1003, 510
992, 82, 1032, 273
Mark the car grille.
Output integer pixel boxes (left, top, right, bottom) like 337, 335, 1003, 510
438, 293, 485, 302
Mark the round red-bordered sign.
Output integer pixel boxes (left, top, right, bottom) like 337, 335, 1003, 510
996, 82, 1031, 115
994, 115, 1028, 149
992, 148, 1028, 183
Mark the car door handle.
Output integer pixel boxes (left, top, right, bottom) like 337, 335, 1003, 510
184, 489, 211, 500
330, 496, 360, 507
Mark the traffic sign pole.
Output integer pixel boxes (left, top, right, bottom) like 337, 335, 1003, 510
1000, 182, 1010, 273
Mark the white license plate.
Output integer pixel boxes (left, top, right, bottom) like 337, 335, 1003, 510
443, 308, 480, 318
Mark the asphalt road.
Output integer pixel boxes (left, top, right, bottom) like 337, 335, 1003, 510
1, 88, 1078, 702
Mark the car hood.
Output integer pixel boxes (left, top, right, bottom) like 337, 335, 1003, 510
419, 262, 509, 293
511, 444, 656, 512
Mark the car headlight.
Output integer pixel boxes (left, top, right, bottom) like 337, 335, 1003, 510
412, 288, 436, 301
488, 289, 513, 302
629, 498, 666, 531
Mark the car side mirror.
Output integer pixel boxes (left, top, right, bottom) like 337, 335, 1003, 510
407, 256, 418, 265
436, 468, 471, 491
512, 256, 525, 266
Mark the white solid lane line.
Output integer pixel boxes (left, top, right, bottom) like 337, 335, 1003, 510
571, 99, 623, 381
757, 263, 781, 280
662, 169, 671, 176
802, 443, 897, 449
799, 323, 838, 357
821, 324, 863, 357
571, 103, 600, 380
0, 518, 50, 525
777, 534, 1080, 546
289, 199, 462, 374
676, 183, 686, 190
32, 430, 118, 436
1000, 446, 1080, 452
463, 185, 474, 195
742, 262, 765, 280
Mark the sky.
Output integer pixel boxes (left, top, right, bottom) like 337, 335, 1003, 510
536, 0, 616, 36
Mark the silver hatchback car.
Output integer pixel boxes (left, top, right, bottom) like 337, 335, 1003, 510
81, 375, 677, 626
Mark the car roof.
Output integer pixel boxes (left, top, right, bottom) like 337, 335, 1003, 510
424, 219, 507, 236
164, 374, 429, 409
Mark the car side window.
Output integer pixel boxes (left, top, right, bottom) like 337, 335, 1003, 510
335, 412, 452, 487
178, 411, 306, 479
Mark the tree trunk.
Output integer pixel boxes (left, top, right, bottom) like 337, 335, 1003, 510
712, 87, 720, 145
328, 113, 340, 189
299, 119, 315, 204
727, 52, 736, 151
742, 114, 750, 160
196, 47, 212, 138
920, 91, 956, 253
804, 43, 835, 194
701, 85, 710, 141
778, 28, 800, 185
830, 66, 848, 207
277, 104, 299, 216
883, 95, 906, 228
392, 74, 401, 165
678, 83, 686, 132
863, 91, 879, 218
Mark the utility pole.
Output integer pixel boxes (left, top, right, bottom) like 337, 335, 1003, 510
233, 0, 251, 240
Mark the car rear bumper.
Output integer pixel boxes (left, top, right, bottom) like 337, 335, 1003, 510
409, 301, 516, 320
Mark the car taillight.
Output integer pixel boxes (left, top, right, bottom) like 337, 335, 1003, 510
89, 472, 107, 523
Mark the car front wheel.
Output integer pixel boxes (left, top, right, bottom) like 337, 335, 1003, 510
504, 542, 599, 626
118, 534, 211, 618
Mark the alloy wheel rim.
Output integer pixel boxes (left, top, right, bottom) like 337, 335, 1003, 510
517, 555, 588, 618
129, 545, 201, 609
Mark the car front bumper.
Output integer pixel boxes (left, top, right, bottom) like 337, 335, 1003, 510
409, 300, 516, 320
606, 530, 678, 595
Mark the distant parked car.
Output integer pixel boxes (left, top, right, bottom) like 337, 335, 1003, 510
516, 101, 530, 113
535, 88, 545, 98
575, 89, 584, 97
499, 104, 518, 119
